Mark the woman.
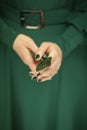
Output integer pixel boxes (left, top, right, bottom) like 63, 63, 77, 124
0, 0, 87, 130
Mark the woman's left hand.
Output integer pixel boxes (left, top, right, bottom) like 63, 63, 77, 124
31, 42, 63, 82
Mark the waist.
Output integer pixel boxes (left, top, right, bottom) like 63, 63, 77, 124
1, 4, 71, 29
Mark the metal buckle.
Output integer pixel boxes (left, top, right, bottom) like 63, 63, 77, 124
20, 10, 44, 29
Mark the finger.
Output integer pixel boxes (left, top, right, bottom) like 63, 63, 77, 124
46, 45, 60, 63
48, 51, 57, 63
37, 68, 58, 82
31, 61, 60, 81
40, 70, 58, 82
33, 67, 49, 77
30, 66, 51, 80
26, 39, 39, 55
38, 67, 53, 77
33, 56, 58, 77
36, 60, 61, 80
35, 42, 50, 61
37, 74, 53, 82
37, 70, 53, 82
36, 52, 61, 76
21, 47, 37, 72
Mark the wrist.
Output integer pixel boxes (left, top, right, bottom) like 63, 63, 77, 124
54, 43, 63, 61
13, 34, 30, 49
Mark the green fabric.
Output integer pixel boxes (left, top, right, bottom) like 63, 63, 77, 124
0, 0, 87, 57
0, 19, 19, 47
54, 26, 85, 57
0, 0, 87, 130
55, 0, 87, 57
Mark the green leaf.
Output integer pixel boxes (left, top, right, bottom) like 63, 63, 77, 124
36, 57, 52, 71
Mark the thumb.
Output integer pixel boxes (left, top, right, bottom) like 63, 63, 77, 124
35, 42, 50, 61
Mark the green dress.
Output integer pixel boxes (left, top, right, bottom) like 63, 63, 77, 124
0, 0, 87, 130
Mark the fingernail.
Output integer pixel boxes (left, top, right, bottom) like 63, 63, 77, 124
35, 54, 40, 60
29, 73, 34, 76
42, 54, 48, 59
37, 79, 42, 82
32, 76, 37, 80
36, 72, 40, 77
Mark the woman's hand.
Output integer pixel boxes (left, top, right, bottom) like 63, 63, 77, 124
13, 34, 39, 73
32, 42, 63, 82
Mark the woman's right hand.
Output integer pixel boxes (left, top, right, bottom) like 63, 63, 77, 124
13, 34, 38, 73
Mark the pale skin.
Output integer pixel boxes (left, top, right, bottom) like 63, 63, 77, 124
13, 34, 63, 82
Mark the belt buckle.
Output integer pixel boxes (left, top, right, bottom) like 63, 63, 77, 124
20, 10, 44, 29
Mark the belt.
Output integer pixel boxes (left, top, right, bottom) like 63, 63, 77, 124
1, 4, 71, 29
